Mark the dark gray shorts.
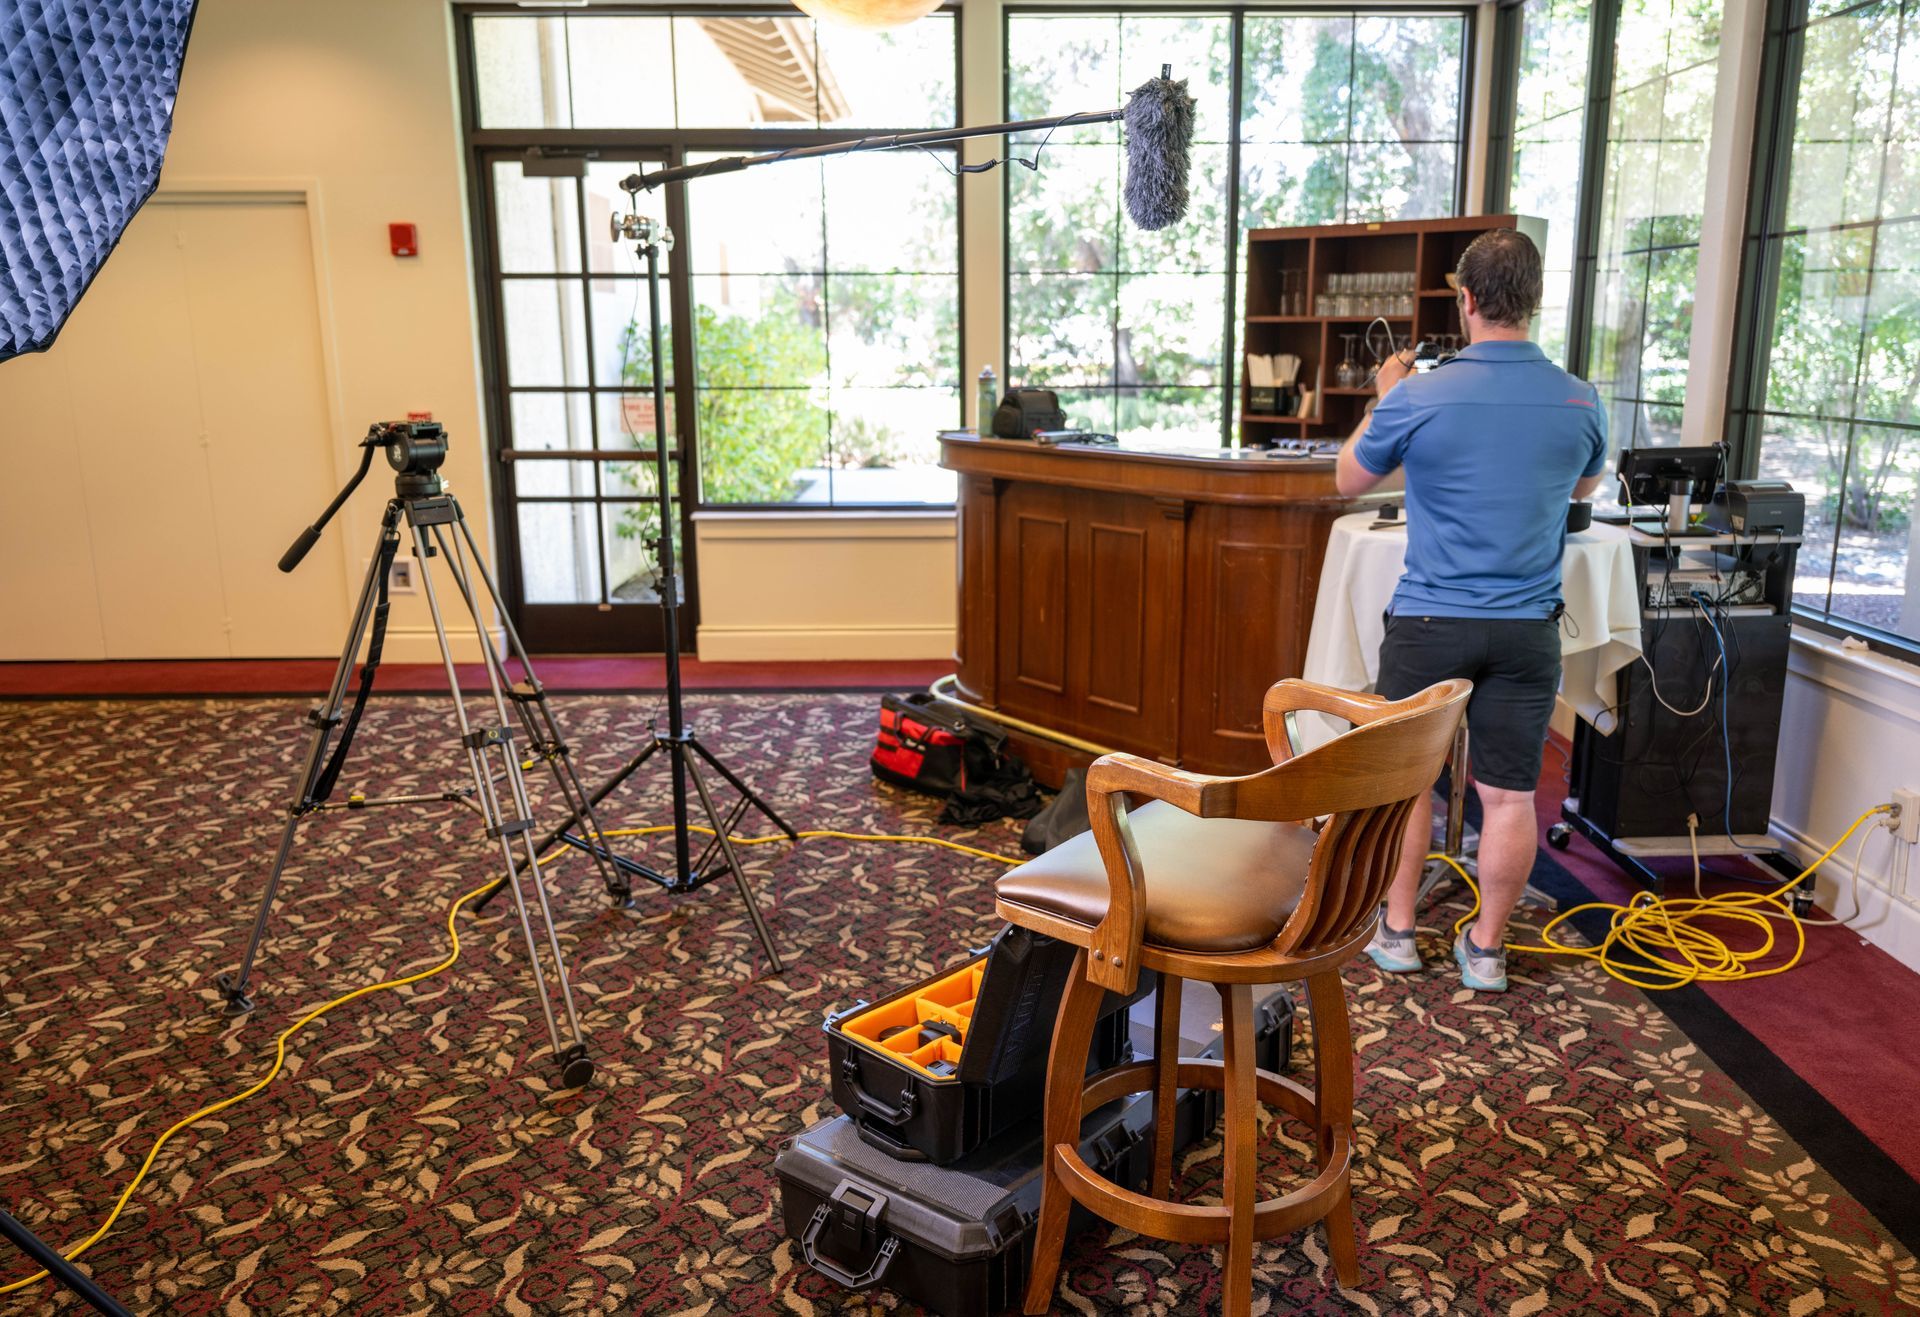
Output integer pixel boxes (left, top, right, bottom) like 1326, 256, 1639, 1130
1375, 613, 1561, 792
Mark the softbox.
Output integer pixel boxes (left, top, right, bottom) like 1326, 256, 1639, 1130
0, 0, 201, 363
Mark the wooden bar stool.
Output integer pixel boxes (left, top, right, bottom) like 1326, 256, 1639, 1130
996, 677, 1470, 1314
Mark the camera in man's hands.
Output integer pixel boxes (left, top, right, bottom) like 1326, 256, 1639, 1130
1410, 340, 1447, 373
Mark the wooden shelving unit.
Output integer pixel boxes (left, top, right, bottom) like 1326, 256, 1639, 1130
1239, 213, 1546, 443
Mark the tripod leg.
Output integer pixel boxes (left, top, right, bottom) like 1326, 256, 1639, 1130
0, 1207, 134, 1317
473, 737, 659, 914
416, 520, 592, 1085
449, 511, 632, 909
689, 735, 799, 840
219, 509, 393, 1015
684, 751, 784, 974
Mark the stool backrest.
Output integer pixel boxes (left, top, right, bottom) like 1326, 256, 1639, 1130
1235, 678, 1469, 958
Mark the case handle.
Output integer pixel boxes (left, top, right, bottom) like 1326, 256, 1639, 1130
839, 1054, 918, 1126
802, 1186, 901, 1291
853, 1115, 929, 1162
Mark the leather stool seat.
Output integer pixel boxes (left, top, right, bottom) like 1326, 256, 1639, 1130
996, 800, 1316, 953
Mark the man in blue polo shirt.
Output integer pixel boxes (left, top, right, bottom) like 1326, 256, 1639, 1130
1334, 228, 1607, 991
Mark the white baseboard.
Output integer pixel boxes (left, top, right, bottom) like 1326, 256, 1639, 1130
376, 625, 501, 667
695, 623, 955, 663
1772, 815, 1920, 972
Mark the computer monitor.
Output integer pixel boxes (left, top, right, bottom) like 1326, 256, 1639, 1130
1617, 444, 1725, 534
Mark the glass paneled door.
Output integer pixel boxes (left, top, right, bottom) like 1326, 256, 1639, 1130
480, 150, 694, 652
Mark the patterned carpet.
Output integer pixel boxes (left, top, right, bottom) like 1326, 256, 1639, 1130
1, 693, 1916, 1315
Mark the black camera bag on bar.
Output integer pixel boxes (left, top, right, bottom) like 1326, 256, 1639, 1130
990, 388, 1066, 439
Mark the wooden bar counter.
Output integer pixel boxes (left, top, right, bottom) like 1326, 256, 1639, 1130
941, 433, 1375, 782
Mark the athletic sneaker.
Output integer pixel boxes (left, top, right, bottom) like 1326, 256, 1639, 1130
1454, 927, 1509, 992
1364, 910, 1422, 973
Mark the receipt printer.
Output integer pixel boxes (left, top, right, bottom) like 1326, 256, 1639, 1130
1704, 479, 1804, 536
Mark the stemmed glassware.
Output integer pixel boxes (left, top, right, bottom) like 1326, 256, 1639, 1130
1336, 333, 1362, 389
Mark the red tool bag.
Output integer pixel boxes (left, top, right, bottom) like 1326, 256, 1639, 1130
871, 694, 977, 795
872, 694, 1045, 824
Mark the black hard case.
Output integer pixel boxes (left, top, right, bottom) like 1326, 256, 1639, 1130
824, 926, 1152, 1165
779, 1093, 1158, 1317
781, 982, 1295, 1317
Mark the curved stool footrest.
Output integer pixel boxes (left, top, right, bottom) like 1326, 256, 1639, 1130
1051, 1133, 1351, 1246
1083, 1057, 1319, 1127
1062, 1058, 1353, 1247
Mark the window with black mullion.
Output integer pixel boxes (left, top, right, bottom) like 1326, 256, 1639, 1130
1731, 0, 1920, 646
493, 159, 681, 606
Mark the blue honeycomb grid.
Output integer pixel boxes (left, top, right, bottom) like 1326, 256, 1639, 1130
1, 0, 200, 361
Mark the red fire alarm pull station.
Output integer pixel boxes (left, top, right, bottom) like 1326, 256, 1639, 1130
389, 223, 418, 257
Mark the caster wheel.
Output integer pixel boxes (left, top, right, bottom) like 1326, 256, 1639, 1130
1546, 823, 1571, 851
558, 1044, 595, 1088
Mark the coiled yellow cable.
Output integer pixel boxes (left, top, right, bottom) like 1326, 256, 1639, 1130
1432, 804, 1893, 991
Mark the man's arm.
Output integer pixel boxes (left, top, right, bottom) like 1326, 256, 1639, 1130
1335, 349, 1413, 497
1573, 473, 1604, 500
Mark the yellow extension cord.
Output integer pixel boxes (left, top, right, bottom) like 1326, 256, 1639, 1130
1432, 803, 1894, 991
6, 807, 1889, 1294
0, 827, 1023, 1298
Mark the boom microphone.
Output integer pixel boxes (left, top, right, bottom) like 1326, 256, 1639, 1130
1123, 67, 1197, 232
619, 67, 1197, 234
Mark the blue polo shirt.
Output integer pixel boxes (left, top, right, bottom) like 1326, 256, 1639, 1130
1353, 340, 1608, 619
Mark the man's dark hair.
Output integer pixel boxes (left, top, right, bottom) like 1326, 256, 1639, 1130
1454, 228, 1542, 329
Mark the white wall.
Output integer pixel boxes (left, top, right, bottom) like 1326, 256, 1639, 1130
693, 512, 956, 660
0, 0, 493, 663
1773, 633, 1920, 968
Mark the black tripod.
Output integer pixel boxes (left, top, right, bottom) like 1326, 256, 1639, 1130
217, 421, 607, 1087
474, 220, 791, 973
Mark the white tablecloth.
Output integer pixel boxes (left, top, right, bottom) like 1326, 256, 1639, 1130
1297, 510, 1642, 747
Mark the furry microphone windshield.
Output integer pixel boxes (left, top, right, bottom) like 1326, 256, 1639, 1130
1122, 70, 1197, 232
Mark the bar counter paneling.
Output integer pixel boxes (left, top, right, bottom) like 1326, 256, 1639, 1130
941, 434, 1376, 782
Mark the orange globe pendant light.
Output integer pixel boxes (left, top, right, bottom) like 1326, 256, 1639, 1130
792, 0, 942, 30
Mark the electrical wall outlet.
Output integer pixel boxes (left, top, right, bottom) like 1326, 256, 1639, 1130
1892, 787, 1920, 844
371, 556, 419, 595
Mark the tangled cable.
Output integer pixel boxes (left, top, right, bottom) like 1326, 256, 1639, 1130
1433, 803, 1893, 991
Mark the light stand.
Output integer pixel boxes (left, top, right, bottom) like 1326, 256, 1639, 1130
477, 217, 792, 975
509, 82, 1184, 974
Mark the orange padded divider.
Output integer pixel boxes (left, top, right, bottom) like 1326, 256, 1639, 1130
838, 959, 988, 1079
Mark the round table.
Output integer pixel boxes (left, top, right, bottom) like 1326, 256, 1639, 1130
1298, 509, 1643, 748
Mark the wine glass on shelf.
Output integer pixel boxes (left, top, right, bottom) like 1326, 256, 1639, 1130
1337, 333, 1361, 389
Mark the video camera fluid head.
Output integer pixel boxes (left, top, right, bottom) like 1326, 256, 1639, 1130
279, 420, 453, 574
376, 419, 449, 495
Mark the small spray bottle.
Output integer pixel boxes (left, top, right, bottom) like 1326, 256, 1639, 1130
976, 366, 997, 438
